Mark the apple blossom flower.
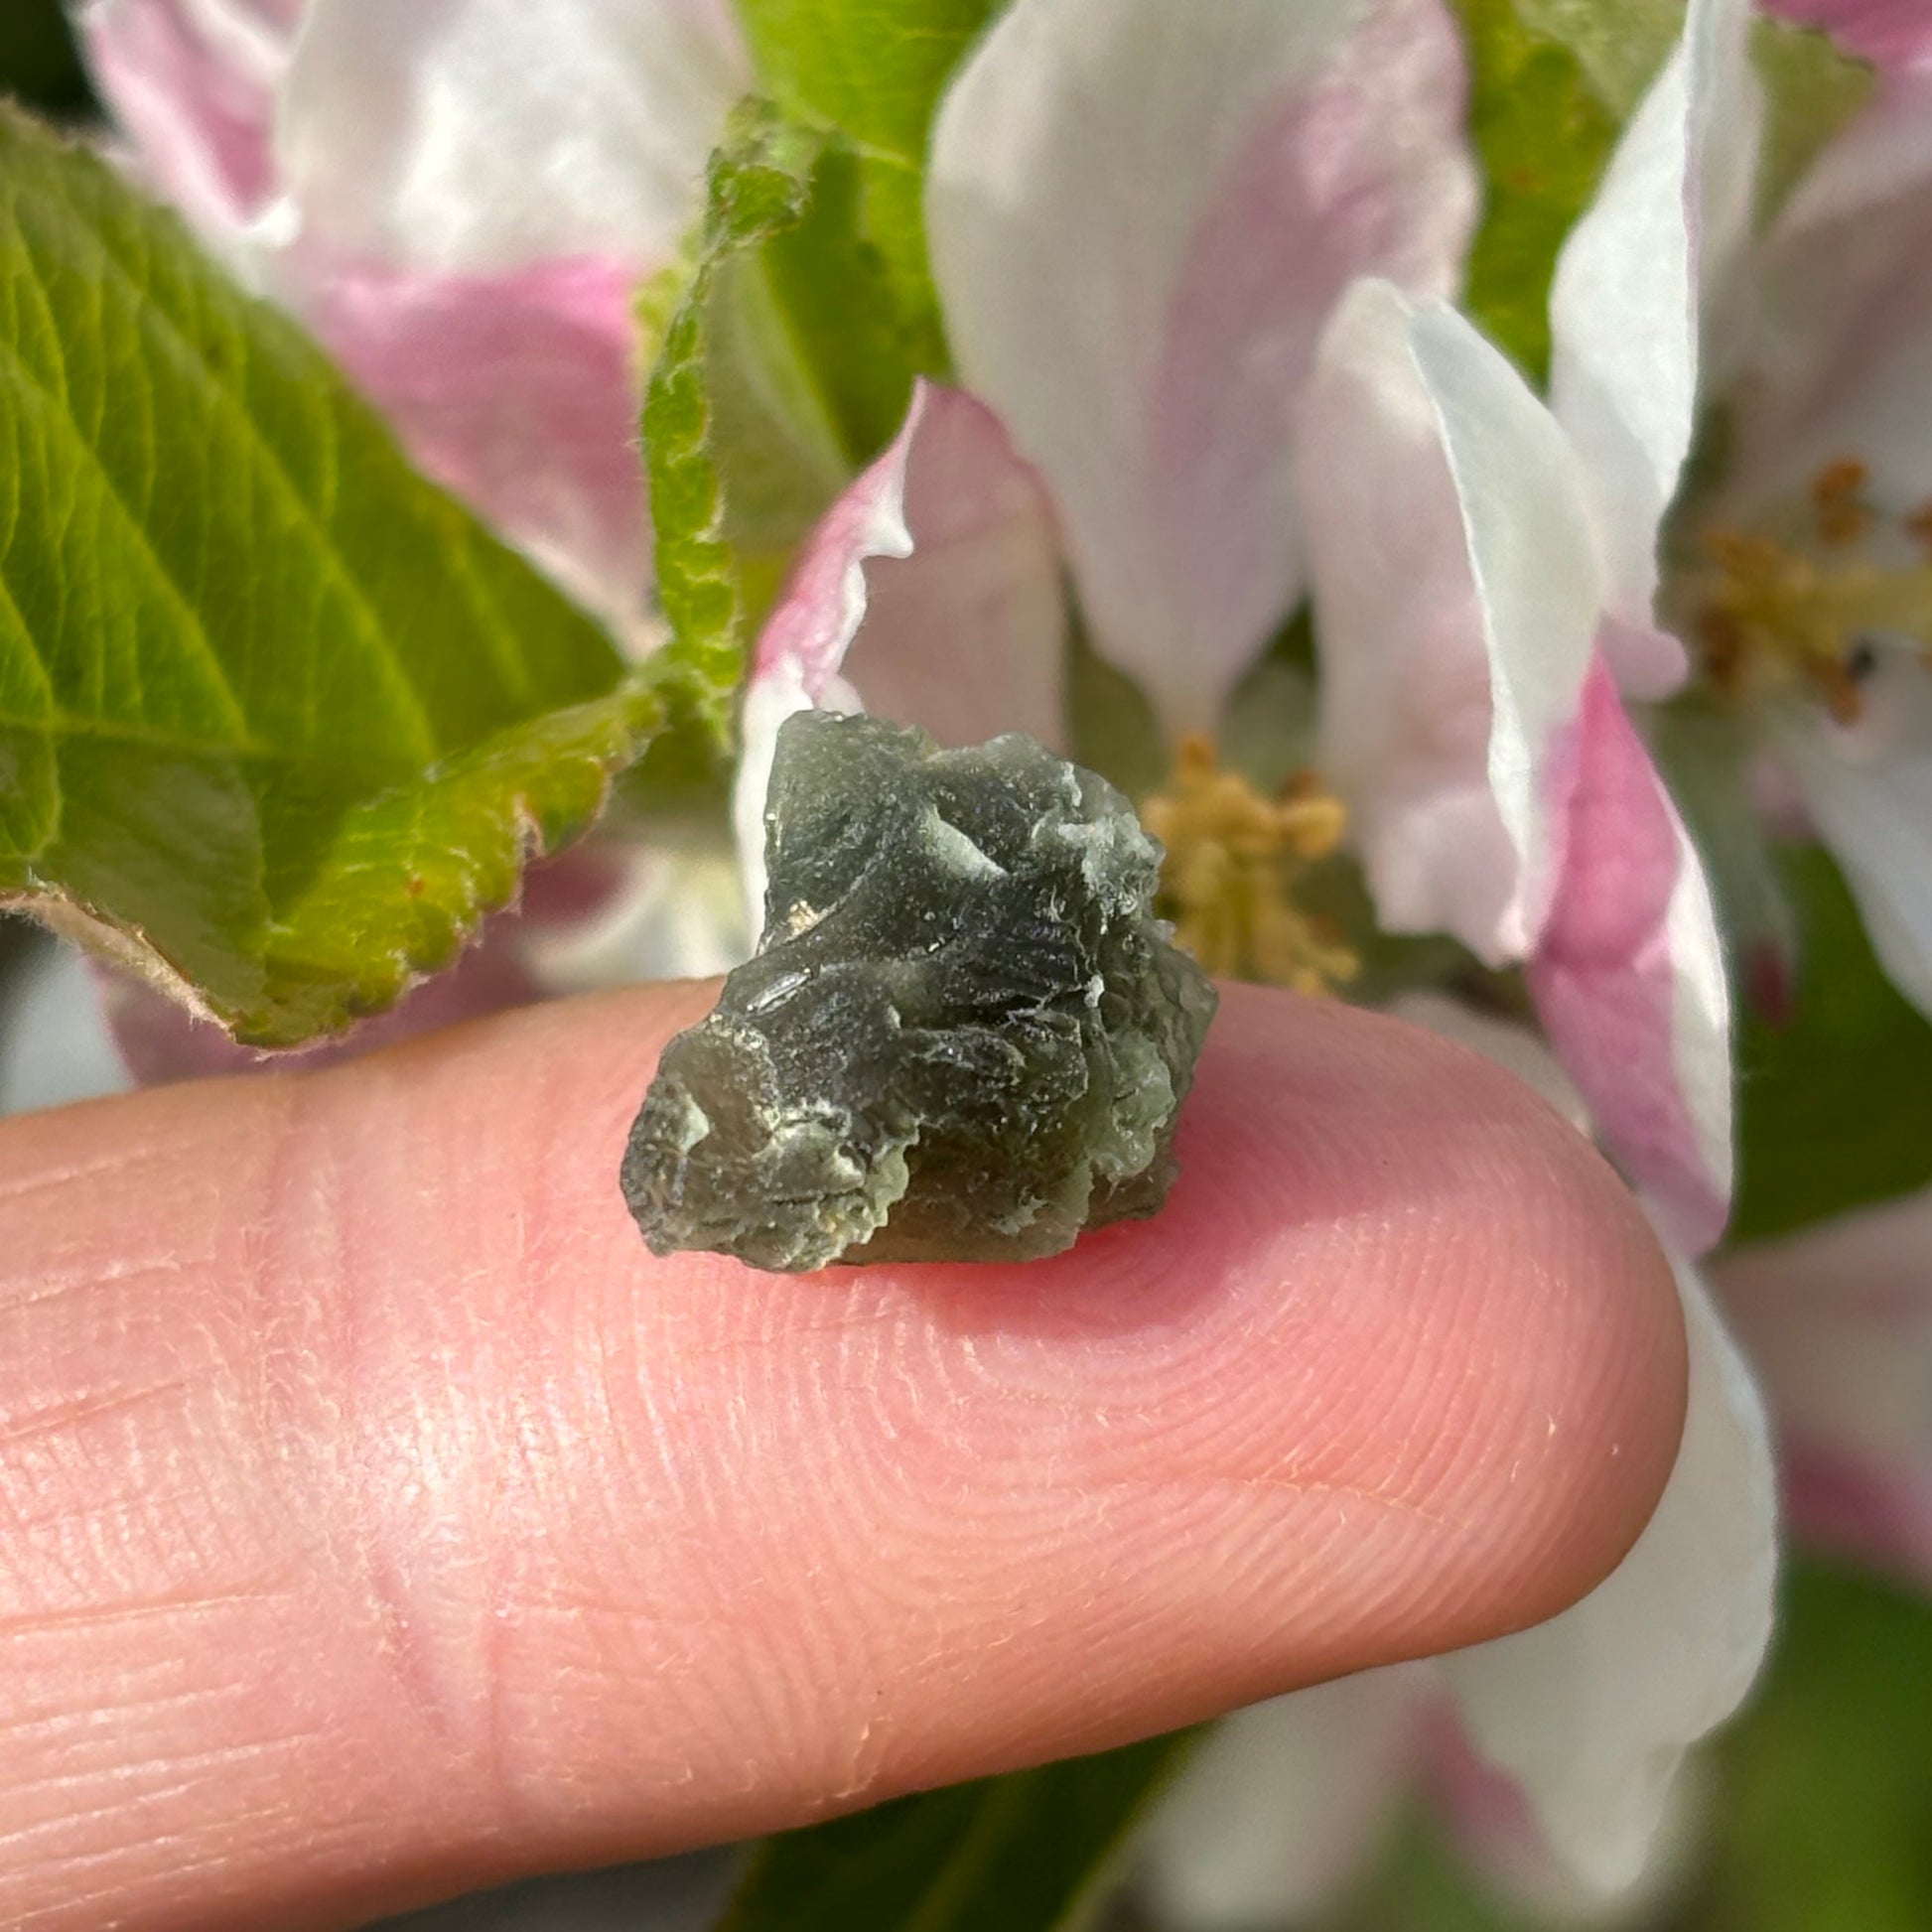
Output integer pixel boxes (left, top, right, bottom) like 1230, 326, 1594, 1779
734, 0, 1480, 926
1300, 0, 1932, 1268
1297, 0, 1758, 1262
1683, 63, 1932, 1020
73, 0, 749, 630
732, 0, 1775, 1902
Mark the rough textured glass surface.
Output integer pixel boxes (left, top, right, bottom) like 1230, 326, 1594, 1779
622, 712, 1218, 1271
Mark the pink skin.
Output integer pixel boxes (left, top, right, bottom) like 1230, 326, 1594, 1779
1528, 664, 1730, 1254
0, 984, 1685, 1931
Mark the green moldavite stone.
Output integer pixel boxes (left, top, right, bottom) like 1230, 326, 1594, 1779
621, 711, 1218, 1272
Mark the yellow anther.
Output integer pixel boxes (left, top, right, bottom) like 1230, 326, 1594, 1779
1688, 460, 1932, 726
1811, 457, 1870, 548
1141, 736, 1358, 993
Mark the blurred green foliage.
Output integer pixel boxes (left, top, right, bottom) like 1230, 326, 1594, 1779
722, 1729, 1200, 1932
1691, 1563, 1932, 1932
1733, 848, 1932, 1246
0, 0, 91, 114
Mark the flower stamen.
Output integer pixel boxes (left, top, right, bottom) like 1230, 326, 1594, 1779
1690, 459, 1932, 725
1140, 736, 1358, 994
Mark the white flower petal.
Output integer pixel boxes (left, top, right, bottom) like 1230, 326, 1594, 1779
733, 383, 1066, 938
1140, 1670, 1425, 1930
1528, 665, 1734, 1256
522, 841, 751, 989
1304, 280, 1604, 965
1548, 0, 1757, 695
927, 0, 1476, 737
1443, 1259, 1776, 1893
1730, 74, 1932, 515
1720, 1184, 1932, 1588
1424, 1698, 1714, 1924
0, 944, 133, 1115
275, 0, 746, 272
1773, 657, 1932, 1021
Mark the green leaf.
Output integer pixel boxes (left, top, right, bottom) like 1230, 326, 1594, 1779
1507, 0, 1683, 116
1453, 0, 1679, 382
1687, 1561, 1932, 1932
716, 1731, 1200, 1932
0, 105, 660, 1046
641, 99, 915, 740
1731, 846, 1932, 1246
738, 0, 998, 374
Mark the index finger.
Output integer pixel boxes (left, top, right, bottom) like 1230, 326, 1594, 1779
0, 980, 1683, 1931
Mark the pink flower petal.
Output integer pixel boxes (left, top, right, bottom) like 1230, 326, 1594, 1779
302, 258, 651, 633
1781, 1443, 1932, 1587
927, 0, 1475, 738
77, 0, 302, 245
1527, 663, 1733, 1255
734, 382, 1067, 932
1720, 1185, 1932, 1590
1302, 281, 1605, 966
1762, 0, 1932, 67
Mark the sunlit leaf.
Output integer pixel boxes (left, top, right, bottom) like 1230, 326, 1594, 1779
737, 0, 998, 372
0, 106, 661, 1045
641, 99, 915, 738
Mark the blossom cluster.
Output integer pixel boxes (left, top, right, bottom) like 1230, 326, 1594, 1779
61, 0, 1932, 1919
